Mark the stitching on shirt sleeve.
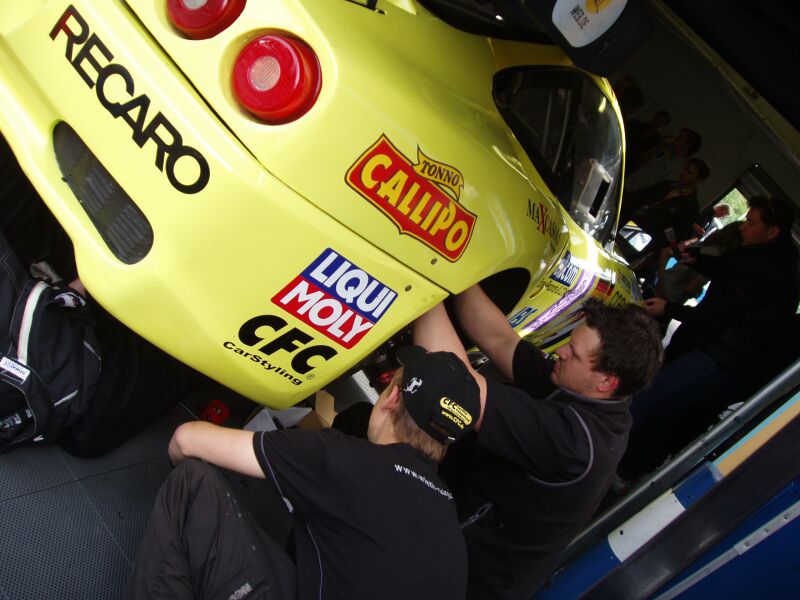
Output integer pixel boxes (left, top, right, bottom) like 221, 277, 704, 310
526, 405, 594, 488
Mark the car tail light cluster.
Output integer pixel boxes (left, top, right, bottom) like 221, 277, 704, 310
232, 35, 321, 124
167, 0, 246, 40
166, 1, 321, 124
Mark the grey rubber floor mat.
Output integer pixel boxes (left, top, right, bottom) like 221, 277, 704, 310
0, 404, 191, 600
0, 401, 293, 600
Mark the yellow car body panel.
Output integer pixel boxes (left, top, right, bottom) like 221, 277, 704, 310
0, 0, 638, 407
125, 0, 563, 289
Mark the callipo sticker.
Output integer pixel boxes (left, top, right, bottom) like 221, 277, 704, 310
346, 135, 476, 262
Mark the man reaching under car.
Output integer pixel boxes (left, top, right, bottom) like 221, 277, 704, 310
413, 290, 662, 598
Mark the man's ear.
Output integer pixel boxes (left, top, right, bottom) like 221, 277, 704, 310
598, 373, 620, 395
766, 225, 781, 242
381, 384, 401, 412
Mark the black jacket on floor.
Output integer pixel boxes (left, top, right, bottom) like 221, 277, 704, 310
0, 229, 99, 451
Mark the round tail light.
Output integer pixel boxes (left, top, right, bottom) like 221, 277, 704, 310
167, 0, 246, 40
232, 34, 322, 124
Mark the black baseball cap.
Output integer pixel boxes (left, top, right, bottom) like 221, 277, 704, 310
395, 346, 480, 444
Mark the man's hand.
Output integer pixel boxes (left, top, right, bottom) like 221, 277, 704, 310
68, 278, 86, 296
642, 297, 667, 317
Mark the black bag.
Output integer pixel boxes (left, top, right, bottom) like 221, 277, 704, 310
0, 232, 100, 451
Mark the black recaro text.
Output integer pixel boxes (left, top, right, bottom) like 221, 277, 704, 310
50, 5, 210, 194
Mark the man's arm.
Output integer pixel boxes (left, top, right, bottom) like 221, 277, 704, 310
451, 285, 521, 380
412, 301, 489, 428
642, 296, 698, 324
168, 421, 264, 478
654, 246, 675, 298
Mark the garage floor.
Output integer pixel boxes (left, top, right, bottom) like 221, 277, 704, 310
0, 404, 189, 600
0, 377, 372, 600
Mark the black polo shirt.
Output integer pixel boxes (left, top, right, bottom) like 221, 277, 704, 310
440, 341, 631, 599
253, 428, 467, 600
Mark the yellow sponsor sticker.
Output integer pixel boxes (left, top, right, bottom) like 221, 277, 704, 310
413, 147, 464, 201
439, 396, 473, 429
346, 135, 476, 261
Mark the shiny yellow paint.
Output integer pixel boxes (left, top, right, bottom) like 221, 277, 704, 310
0, 0, 633, 406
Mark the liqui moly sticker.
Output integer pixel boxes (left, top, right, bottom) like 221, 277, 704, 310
346, 135, 476, 262
272, 249, 397, 349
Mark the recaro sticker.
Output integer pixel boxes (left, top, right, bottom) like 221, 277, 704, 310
272, 249, 397, 349
346, 135, 476, 262
49, 5, 210, 194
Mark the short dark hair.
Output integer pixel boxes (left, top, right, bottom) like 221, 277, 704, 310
680, 128, 702, 156
748, 196, 795, 239
583, 298, 663, 398
686, 157, 711, 181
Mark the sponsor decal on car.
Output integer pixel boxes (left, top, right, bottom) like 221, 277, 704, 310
538, 279, 565, 295
272, 249, 397, 349
550, 251, 580, 287
553, 0, 627, 48
607, 290, 627, 307
346, 135, 476, 261
527, 199, 567, 249
527, 302, 587, 349
50, 5, 210, 194
592, 277, 614, 299
508, 306, 537, 328
222, 341, 303, 386
229, 313, 339, 383
523, 269, 596, 334
616, 268, 641, 300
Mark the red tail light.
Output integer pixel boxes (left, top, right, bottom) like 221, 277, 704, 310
167, 0, 246, 40
232, 34, 322, 124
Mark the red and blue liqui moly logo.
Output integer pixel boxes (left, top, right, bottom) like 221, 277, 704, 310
271, 249, 397, 349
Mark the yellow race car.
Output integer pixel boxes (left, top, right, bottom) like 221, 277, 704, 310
0, 0, 637, 408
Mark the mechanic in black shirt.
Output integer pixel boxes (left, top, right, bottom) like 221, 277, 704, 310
123, 349, 480, 600
413, 292, 663, 599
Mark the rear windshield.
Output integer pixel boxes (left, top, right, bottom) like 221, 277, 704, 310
494, 67, 623, 244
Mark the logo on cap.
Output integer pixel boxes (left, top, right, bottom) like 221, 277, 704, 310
439, 397, 473, 430
404, 377, 423, 394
